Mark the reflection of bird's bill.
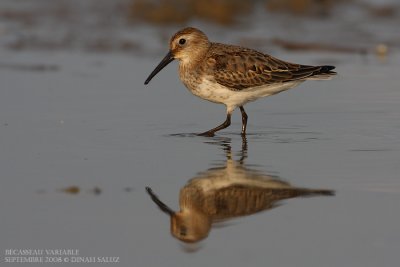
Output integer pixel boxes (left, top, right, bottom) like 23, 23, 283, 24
145, 187, 175, 216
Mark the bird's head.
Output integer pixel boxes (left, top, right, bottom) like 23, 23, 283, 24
144, 27, 210, 85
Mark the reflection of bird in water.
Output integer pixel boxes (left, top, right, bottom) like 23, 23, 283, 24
146, 137, 334, 243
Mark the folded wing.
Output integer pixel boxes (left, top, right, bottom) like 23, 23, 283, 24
211, 46, 336, 91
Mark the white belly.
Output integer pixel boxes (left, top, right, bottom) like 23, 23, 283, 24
186, 78, 302, 113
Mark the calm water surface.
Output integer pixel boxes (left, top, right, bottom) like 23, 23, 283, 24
1, 2, 400, 266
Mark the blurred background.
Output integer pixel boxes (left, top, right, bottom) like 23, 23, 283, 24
0, 0, 398, 57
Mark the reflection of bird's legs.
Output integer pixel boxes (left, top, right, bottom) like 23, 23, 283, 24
225, 139, 233, 160
239, 134, 248, 164
239, 106, 248, 136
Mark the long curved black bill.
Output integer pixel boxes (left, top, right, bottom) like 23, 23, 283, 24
144, 51, 174, 85
145, 186, 175, 216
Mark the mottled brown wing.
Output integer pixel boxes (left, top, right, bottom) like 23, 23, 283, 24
212, 49, 324, 90
210, 185, 333, 219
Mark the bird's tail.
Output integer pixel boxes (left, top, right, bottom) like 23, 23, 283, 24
300, 188, 335, 197
308, 65, 336, 80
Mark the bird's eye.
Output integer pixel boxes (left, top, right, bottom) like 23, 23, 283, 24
179, 38, 186, 45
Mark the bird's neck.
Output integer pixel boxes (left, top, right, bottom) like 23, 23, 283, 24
179, 45, 210, 73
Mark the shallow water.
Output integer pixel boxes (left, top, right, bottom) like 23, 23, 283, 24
1, 1, 400, 266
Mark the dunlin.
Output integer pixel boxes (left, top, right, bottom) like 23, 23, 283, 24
144, 27, 336, 136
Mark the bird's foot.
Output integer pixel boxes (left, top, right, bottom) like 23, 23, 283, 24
197, 131, 215, 137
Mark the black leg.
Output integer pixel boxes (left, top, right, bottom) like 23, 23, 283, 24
239, 106, 248, 136
198, 114, 231, 137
